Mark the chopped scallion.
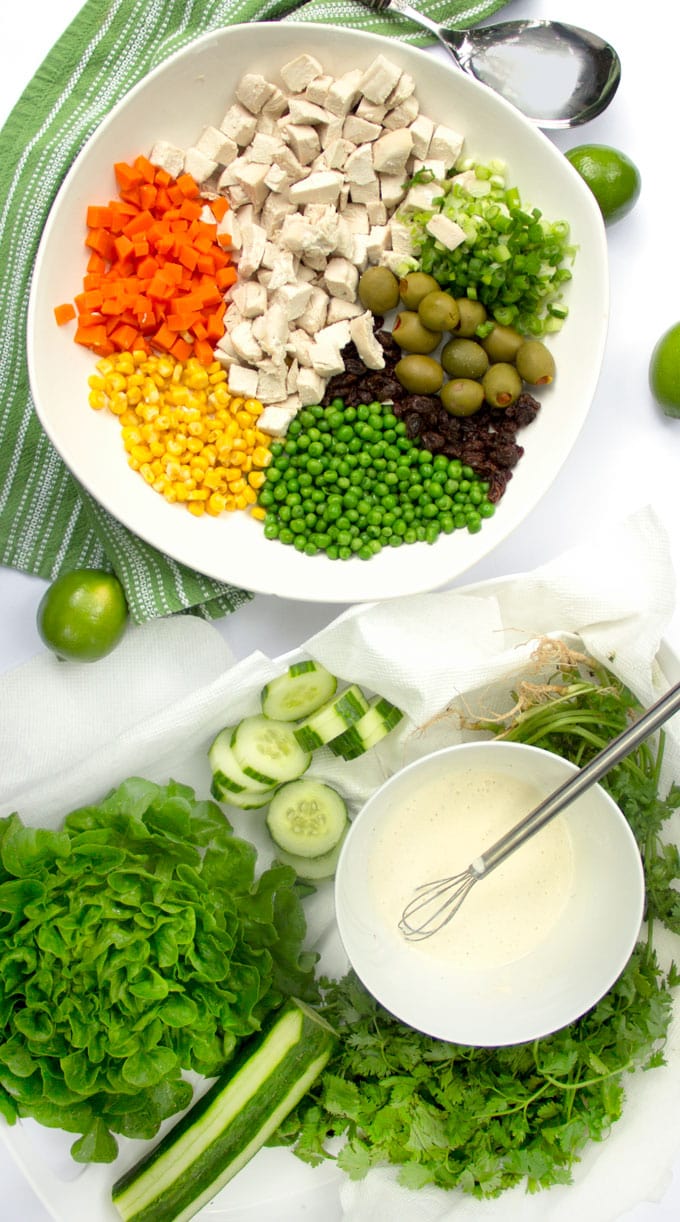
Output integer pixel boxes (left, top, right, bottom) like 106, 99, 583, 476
401, 161, 577, 337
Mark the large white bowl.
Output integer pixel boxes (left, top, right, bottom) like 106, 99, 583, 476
335, 740, 644, 1046
27, 22, 608, 601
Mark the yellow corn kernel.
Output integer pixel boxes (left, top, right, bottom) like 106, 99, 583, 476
211, 386, 232, 408
206, 493, 228, 515
108, 393, 128, 416
92, 350, 268, 518
104, 373, 127, 395
251, 505, 267, 521
252, 446, 272, 468
203, 468, 224, 491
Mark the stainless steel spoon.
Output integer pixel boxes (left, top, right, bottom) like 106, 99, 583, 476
356, 0, 621, 128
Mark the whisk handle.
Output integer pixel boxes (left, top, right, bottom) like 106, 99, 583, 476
477, 678, 680, 876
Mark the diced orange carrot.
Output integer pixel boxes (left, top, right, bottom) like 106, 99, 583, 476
209, 196, 230, 222
170, 335, 193, 361
134, 154, 156, 183
61, 159, 234, 360
176, 172, 200, 199
153, 322, 176, 350
114, 233, 135, 261
86, 205, 113, 228
216, 266, 237, 290
114, 161, 144, 192
54, 302, 76, 325
139, 183, 157, 211
194, 338, 215, 366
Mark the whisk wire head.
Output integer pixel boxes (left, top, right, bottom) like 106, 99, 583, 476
398, 868, 478, 940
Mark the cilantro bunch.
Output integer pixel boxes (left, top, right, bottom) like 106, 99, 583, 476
276, 952, 675, 1195
0, 778, 317, 1162
273, 659, 680, 1196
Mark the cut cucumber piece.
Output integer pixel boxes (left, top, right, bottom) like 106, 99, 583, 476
266, 778, 348, 858
208, 727, 273, 798
260, 660, 337, 722
293, 684, 370, 752
328, 696, 404, 760
231, 715, 311, 787
275, 832, 347, 881
214, 781, 277, 811
111, 998, 335, 1222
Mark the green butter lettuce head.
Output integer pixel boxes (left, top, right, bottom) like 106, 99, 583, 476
0, 778, 318, 1162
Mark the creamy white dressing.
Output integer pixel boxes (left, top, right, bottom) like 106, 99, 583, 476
368, 768, 574, 970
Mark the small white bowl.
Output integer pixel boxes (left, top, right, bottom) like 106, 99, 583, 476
335, 741, 644, 1046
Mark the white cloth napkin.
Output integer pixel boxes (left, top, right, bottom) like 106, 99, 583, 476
1, 503, 679, 1222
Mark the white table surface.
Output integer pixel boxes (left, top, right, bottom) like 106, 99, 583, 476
2, 0, 680, 1218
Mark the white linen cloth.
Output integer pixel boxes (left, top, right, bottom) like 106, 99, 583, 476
1, 503, 679, 1222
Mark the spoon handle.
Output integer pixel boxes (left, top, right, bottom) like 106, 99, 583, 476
373, 0, 465, 63
476, 679, 680, 876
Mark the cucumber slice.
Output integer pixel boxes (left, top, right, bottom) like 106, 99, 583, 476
208, 727, 273, 797
260, 661, 337, 722
293, 684, 370, 752
111, 999, 335, 1222
275, 832, 347, 881
328, 696, 404, 760
266, 778, 348, 858
213, 781, 277, 811
231, 715, 311, 787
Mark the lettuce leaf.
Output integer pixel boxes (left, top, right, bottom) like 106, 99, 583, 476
0, 778, 318, 1161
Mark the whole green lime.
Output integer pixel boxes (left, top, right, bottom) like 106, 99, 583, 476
37, 569, 129, 662
565, 144, 641, 224
650, 323, 680, 417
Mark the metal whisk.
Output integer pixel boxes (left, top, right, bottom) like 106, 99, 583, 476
399, 678, 680, 941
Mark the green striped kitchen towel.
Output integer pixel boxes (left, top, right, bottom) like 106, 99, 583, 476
0, 0, 509, 623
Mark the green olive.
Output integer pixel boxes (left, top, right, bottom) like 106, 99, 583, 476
417, 290, 460, 333
441, 337, 489, 380
440, 378, 485, 416
481, 324, 525, 363
515, 340, 556, 385
399, 272, 440, 310
482, 362, 523, 409
392, 310, 441, 354
358, 266, 400, 315
452, 298, 488, 337
395, 354, 445, 394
